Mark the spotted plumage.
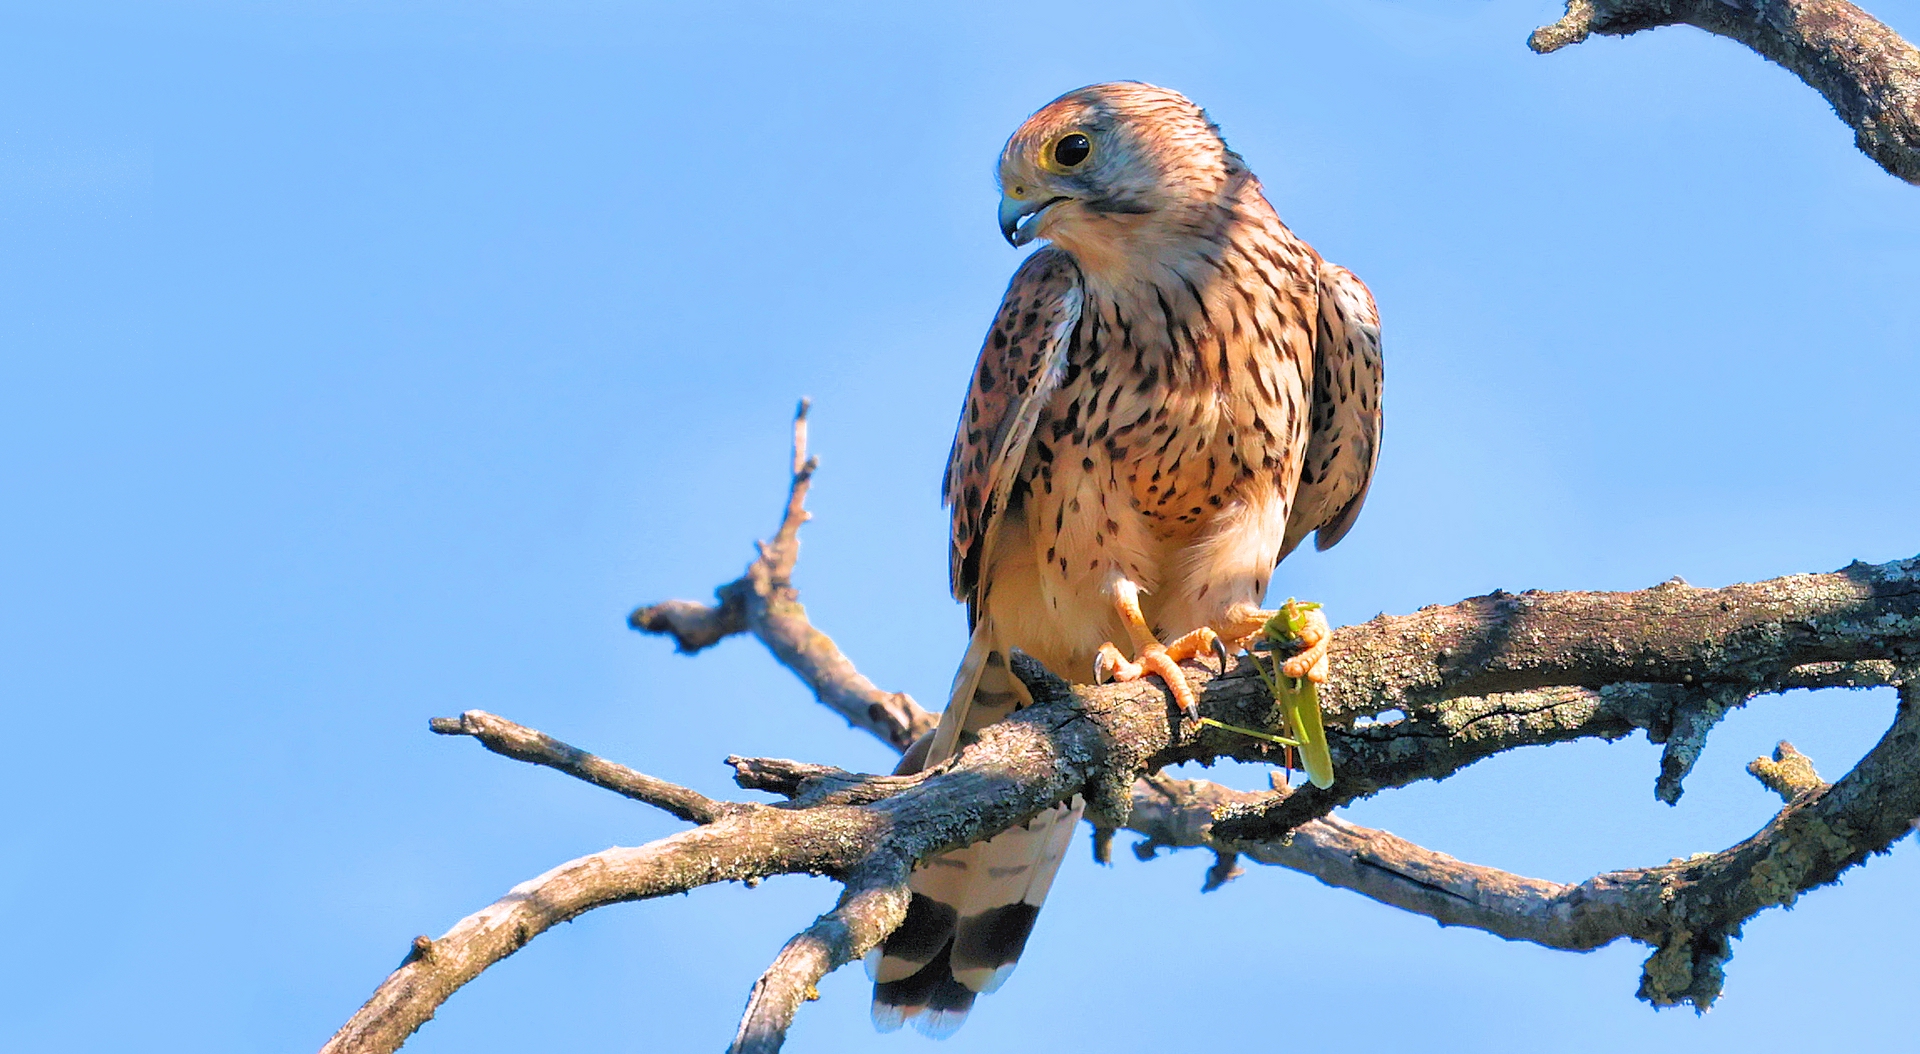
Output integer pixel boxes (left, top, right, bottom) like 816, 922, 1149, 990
871, 82, 1384, 1037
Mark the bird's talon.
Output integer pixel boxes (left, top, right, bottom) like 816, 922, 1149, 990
1211, 634, 1233, 672
1093, 643, 1140, 686
1094, 640, 1199, 715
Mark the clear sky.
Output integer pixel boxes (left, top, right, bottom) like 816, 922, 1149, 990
4, 2, 1917, 1052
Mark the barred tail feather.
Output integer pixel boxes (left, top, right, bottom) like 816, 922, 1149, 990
950, 797, 1083, 994
870, 621, 1063, 1038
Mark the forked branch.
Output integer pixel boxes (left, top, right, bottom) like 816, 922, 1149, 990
630, 400, 935, 751
630, 408, 1920, 1020
322, 403, 1920, 1054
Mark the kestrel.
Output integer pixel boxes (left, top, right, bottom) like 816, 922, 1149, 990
868, 82, 1383, 1037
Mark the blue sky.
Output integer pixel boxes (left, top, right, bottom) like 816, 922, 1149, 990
4, 2, 1917, 1051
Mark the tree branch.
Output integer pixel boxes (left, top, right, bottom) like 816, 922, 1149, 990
1532, 0, 1920, 184
321, 813, 817, 1054
429, 710, 736, 825
324, 673, 1137, 1053
1128, 686, 1920, 1009
1213, 558, 1920, 842
326, 406, 1920, 1053
628, 400, 937, 751
731, 870, 910, 1054
618, 414, 1920, 1032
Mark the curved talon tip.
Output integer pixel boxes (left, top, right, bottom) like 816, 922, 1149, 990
1211, 635, 1232, 671
1092, 656, 1115, 686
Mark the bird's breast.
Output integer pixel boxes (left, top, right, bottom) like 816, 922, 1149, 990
1029, 271, 1313, 550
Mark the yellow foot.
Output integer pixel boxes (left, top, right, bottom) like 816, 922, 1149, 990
1092, 580, 1232, 717
1094, 640, 1194, 715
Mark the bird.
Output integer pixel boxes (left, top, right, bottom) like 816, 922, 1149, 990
867, 81, 1383, 1037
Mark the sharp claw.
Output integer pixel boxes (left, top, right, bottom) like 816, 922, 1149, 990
1211, 635, 1232, 672
1093, 654, 1115, 686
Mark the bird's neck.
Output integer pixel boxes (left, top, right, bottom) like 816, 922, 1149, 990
1065, 171, 1282, 303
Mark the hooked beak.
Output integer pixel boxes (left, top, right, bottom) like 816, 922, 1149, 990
998, 192, 1068, 247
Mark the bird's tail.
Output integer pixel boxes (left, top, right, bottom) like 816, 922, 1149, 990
866, 615, 1079, 1039
925, 614, 1029, 766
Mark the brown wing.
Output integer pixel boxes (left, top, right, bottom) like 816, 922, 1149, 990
879, 254, 1085, 1036
943, 247, 1084, 606
1282, 261, 1383, 560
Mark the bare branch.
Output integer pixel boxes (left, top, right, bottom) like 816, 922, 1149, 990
322, 815, 807, 1054
621, 429, 1920, 1017
1125, 775, 1598, 942
628, 400, 937, 750
336, 546, 1920, 1050
1129, 684, 1920, 1010
1531, 0, 1920, 184
334, 417, 1920, 1050
431, 709, 735, 825
1210, 558, 1920, 842
730, 870, 910, 1054
325, 684, 1128, 1054
666, 540, 1920, 1014
765, 397, 819, 580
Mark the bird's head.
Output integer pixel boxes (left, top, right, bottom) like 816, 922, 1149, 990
996, 83, 1238, 264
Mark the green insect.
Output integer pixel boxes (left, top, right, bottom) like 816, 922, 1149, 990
1201, 598, 1335, 789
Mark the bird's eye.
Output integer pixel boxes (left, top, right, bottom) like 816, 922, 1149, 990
1052, 133, 1091, 168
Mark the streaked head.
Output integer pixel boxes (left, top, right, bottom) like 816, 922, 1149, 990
996, 83, 1238, 256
